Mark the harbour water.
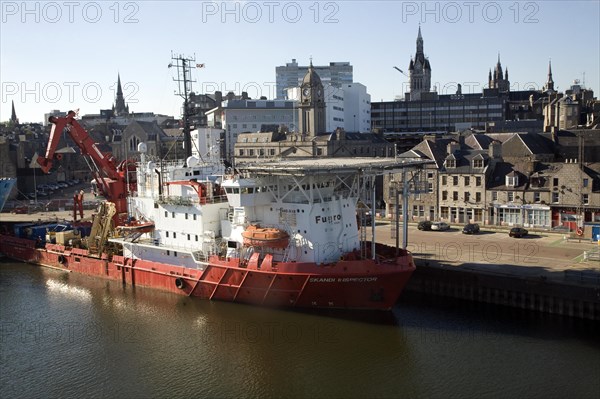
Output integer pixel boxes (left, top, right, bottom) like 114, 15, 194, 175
1, 260, 599, 399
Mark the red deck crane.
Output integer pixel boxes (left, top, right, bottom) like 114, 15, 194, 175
37, 110, 135, 225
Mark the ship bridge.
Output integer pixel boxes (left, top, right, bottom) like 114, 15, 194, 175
235, 157, 434, 252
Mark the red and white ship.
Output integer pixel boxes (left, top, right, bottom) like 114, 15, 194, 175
0, 113, 417, 310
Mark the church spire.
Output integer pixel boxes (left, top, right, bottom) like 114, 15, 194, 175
416, 24, 424, 56
117, 73, 123, 96
544, 59, 555, 93
114, 73, 129, 116
10, 100, 18, 124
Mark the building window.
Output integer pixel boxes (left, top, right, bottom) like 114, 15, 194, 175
129, 136, 140, 152
473, 159, 484, 168
534, 192, 541, 202
239, 149, 244, 156
453, 176, 458, 186
187, 234, 190, 240
452, 191, 458, 201
193, 214, 197, 221
464, 176, 470, 186
164, 211, 168, 217
476, 176, 482, 186
553, 178, 559, 186
583, 178, 589, 188
506, 175, 518, 187
442, 176, 447, 186
173, 232, 177, 238
446, 159, 456, 168
427, 172, 434, 179
195, 235, 198, 241
172, 212, 175, 218
166, 231, 169, 238
582, 194, 589, 204
508, 192, 514, 202
552, 192, 559, 203
442, 191, 448, 200
185, 213, 188, 220
465, 192, 471, 202
428, 182, 433, 193
475, 192, 481, 202
492, 191, 498, 201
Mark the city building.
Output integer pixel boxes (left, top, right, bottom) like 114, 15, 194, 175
111, 120, 169, 161
206, 98, 295, 161
384, 130, 600, 230
343, 83, 371, 133
234, 65, 393, 163
276, 59, 353, 100
405, 26, 432, 102
80, 74, 175, 127
373, 29, 547, 134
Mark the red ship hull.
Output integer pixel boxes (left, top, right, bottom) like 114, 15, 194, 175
0, 234, 415, 310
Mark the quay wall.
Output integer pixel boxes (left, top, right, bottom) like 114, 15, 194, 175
406, 263, 600, 321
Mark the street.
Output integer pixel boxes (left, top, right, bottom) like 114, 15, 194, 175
370, 222, 598, 278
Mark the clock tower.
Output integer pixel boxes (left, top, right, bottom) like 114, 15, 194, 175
298, 60, 326, 137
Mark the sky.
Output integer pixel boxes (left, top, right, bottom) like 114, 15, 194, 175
1, 0, 599, 124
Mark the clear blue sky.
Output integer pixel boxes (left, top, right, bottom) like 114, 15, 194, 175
1, 1, 599, 123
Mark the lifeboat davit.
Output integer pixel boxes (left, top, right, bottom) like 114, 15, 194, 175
242, 225, 289, 248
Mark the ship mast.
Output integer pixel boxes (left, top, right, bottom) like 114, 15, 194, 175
169, 52, 197, 160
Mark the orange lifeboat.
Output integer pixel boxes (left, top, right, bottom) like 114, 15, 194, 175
117, 220, 155, 234
242, 225, 289, 248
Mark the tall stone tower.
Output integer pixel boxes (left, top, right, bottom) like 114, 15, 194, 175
488, 55, 510, 93
408, 26, 432, 101
298, 60, 326, 137
113, 74, 130, 116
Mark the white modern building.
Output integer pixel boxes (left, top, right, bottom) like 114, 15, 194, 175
206, 99, 296, 160
342, 83, 371, 133
276, 59, 353, 100
190, 127, 224, 162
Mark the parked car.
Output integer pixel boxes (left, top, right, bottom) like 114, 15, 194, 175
462, 223, 480, 234
357, 211, 372, 226
431, 222, 450, 231
417, 221, 432, 231
509, 227, 528, 238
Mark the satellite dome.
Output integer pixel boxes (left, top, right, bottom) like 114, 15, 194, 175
186, 156, 200, 167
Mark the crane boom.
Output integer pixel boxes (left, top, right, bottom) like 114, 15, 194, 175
37, 110, 134, 224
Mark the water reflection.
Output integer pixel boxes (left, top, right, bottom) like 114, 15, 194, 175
1, 260, 599, 399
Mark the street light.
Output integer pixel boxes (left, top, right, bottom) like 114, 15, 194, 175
393, 66, 408, 77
